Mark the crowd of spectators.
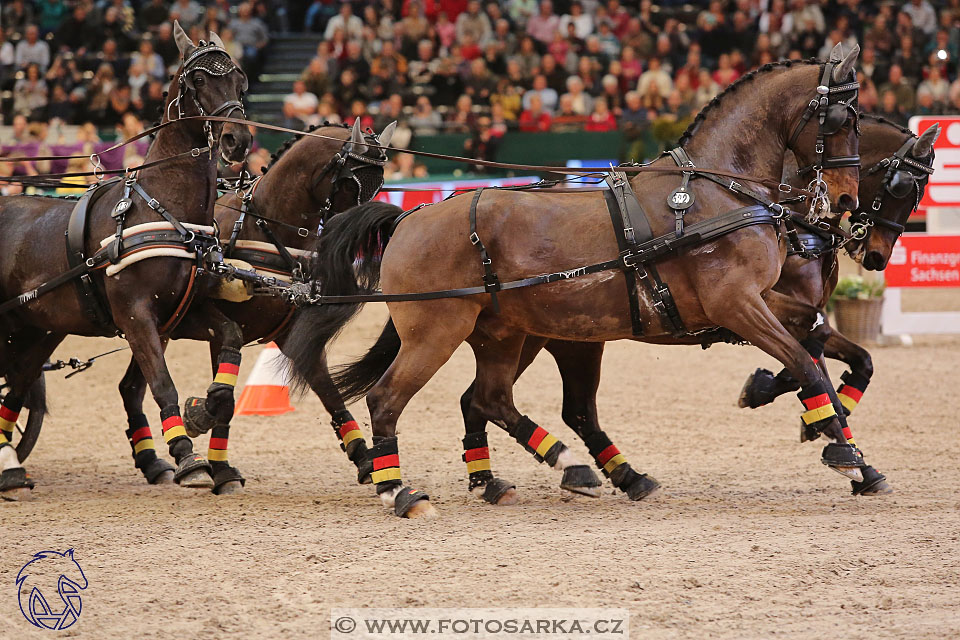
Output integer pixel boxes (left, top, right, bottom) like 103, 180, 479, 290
1, 0, 272, 130
4, 0, 960, 177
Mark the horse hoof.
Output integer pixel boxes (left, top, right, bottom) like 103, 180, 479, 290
405, 500, 437, 519
152, 470, 176, 485
178, 469, 215, 489
738, 368, 775, 409
560, 465, 602, 498
1, 487, 32, 502
473, 477, 518, 505
183, 396, 219, 437
216, 480, 244, 495
624, 474, 660, 501
852, 466, 892, 496
495, 488, 519, 505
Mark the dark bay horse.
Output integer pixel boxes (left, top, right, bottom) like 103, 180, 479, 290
456, 115, 939, 504
0, 24, 252, 500
114, 121, 390, 493
286, 50, 863, 518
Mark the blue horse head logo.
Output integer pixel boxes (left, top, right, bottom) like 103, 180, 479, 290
16, 550, 88, 630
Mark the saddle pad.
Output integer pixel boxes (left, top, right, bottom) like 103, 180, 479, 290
98, 222, 215, 277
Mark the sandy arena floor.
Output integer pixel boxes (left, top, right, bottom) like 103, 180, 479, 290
2, 304, 959, 639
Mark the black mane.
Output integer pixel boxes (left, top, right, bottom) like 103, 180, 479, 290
262, 121, 349, 174
859, 112, 916, 138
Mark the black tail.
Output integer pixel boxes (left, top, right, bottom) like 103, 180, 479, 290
286, 201, 402, 395
330, 318, 401, 404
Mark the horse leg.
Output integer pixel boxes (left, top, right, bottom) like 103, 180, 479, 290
468, 334, 603, 499
118, 352, 175, 484
279, 337, 371, 485
366, 302, 482, 518
544, 340, 660, 501
120, 314, 213, 489
457, 336, 549, 505
176, 302, 245, 494
0, 330, 65, 500
708, 292, 865, 484
816, 326, 890, 496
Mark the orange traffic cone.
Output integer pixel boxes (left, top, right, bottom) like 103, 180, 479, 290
234, 342, 296, 416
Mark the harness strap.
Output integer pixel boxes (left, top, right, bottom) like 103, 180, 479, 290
254, 217, 301, 275
131, 182, 191, 238
310, 205, 779, 306
66, 181, 120, 332
468, 188, 502, 312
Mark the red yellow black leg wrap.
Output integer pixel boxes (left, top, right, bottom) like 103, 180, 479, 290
508, 416, 565, 466
209, 347, 242, 395
207, 426, 230, 463
369, 436, 403, 493
126, 414, 157, 456
583, 430, 628, 478
0, 398, 22, 445
462, 432, 494, 490
160, 405, 188, 445
331, 409, 365, 451
798, 382, 838, 433
837, 370, 870, 416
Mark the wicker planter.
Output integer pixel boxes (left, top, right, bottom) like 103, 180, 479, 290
833, 297, 884, 344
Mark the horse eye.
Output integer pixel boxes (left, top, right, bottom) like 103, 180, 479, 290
194, 75, 205, 85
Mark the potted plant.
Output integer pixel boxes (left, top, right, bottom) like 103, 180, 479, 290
830, 275, 886, 344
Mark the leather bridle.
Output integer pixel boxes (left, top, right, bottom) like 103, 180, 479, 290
167, 42, 248, 152
848, 137, 935, 243
788, 60, 861, 219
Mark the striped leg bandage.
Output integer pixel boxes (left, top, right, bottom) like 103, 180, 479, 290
837, 370, 870, 416
508, 416, 565, 467
462, 432, 493, 490
369, 436, 402, 493
0, 398, 22, 446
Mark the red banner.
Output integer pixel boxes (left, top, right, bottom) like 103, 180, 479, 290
885, 234, 960, 287
910, 116, 960, 208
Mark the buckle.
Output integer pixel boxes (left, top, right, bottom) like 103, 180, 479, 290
147, 198, 160, 210
469, 232, 481, 246
815, 143, 824, 155
298, 227, 309, 237
728, 180, 741, 192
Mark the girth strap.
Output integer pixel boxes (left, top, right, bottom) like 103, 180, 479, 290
602, 177, 645, 336
66, 180, 120, 332
468, 188, 502, 312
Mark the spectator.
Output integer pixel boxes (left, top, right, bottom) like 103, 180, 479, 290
527, 1, 560, 46
409, 95, 443, 135
456, 1, 492, 46
694, 68, 720, 109
46, 84, 76, 122
136, 79, 167, 121
879, 65, 916, 113
154, 23, 181, 68
132, 40, 166, 82
507, 0, 538, 29
519, 93, 552, 132
447, 94, 477, 133
463, 118, 500, 170
14, 25, 50, 72
0, 31, 15, 84
600, 74, 624, 114
523, 74, 558, 113
585, 96, 617, 132
559, 2, 593, 41
301, 57, 331, 98
712, 53, 740, 88
435, 11, 457, 51
918, 65, 950, 108
464, 58, 496, 104
229, 3, 269, 74
169, 0, 205, 31
140, 0, 170, 34
325, 4, 364, 41
515, 36, 541, 79
317, 99, 342, 125
284, 81, 319, 129
637, 57, 672, 98
13, 63, 48, 119
128, 62, 150, 104
561, 76, 593, 115
904, 0, 938, 37
3, 1, 34, 36
552, 93, 588, 131
877, 88, 907, 126
86, 64, 118, 125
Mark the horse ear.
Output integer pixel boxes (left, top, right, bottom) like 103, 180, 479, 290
832, 44, 859, 83
379, 121, 397, 148
345, 119, 369, 155
209, 31, 226, 50
174, 20, 196, 59
829, 42, 844, 62
913, 124, 940, 157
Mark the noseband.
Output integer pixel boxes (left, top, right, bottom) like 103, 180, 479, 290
788, 61, 861, 219
848, 137, 935, 243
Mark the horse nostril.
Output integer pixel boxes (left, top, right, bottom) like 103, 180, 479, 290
221, 133, 237, 149
862, 251, 885, 271
837, 193, 857, 212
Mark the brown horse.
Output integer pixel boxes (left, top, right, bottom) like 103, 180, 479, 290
0, 24, 252, 500
286, 50, 863, 518
113, 121, 390, 493
456, 114, 939, 504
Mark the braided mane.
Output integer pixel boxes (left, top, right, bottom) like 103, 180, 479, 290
859, 112, 916, 138
678, 59, 821, 147
262, 121, 349, 174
